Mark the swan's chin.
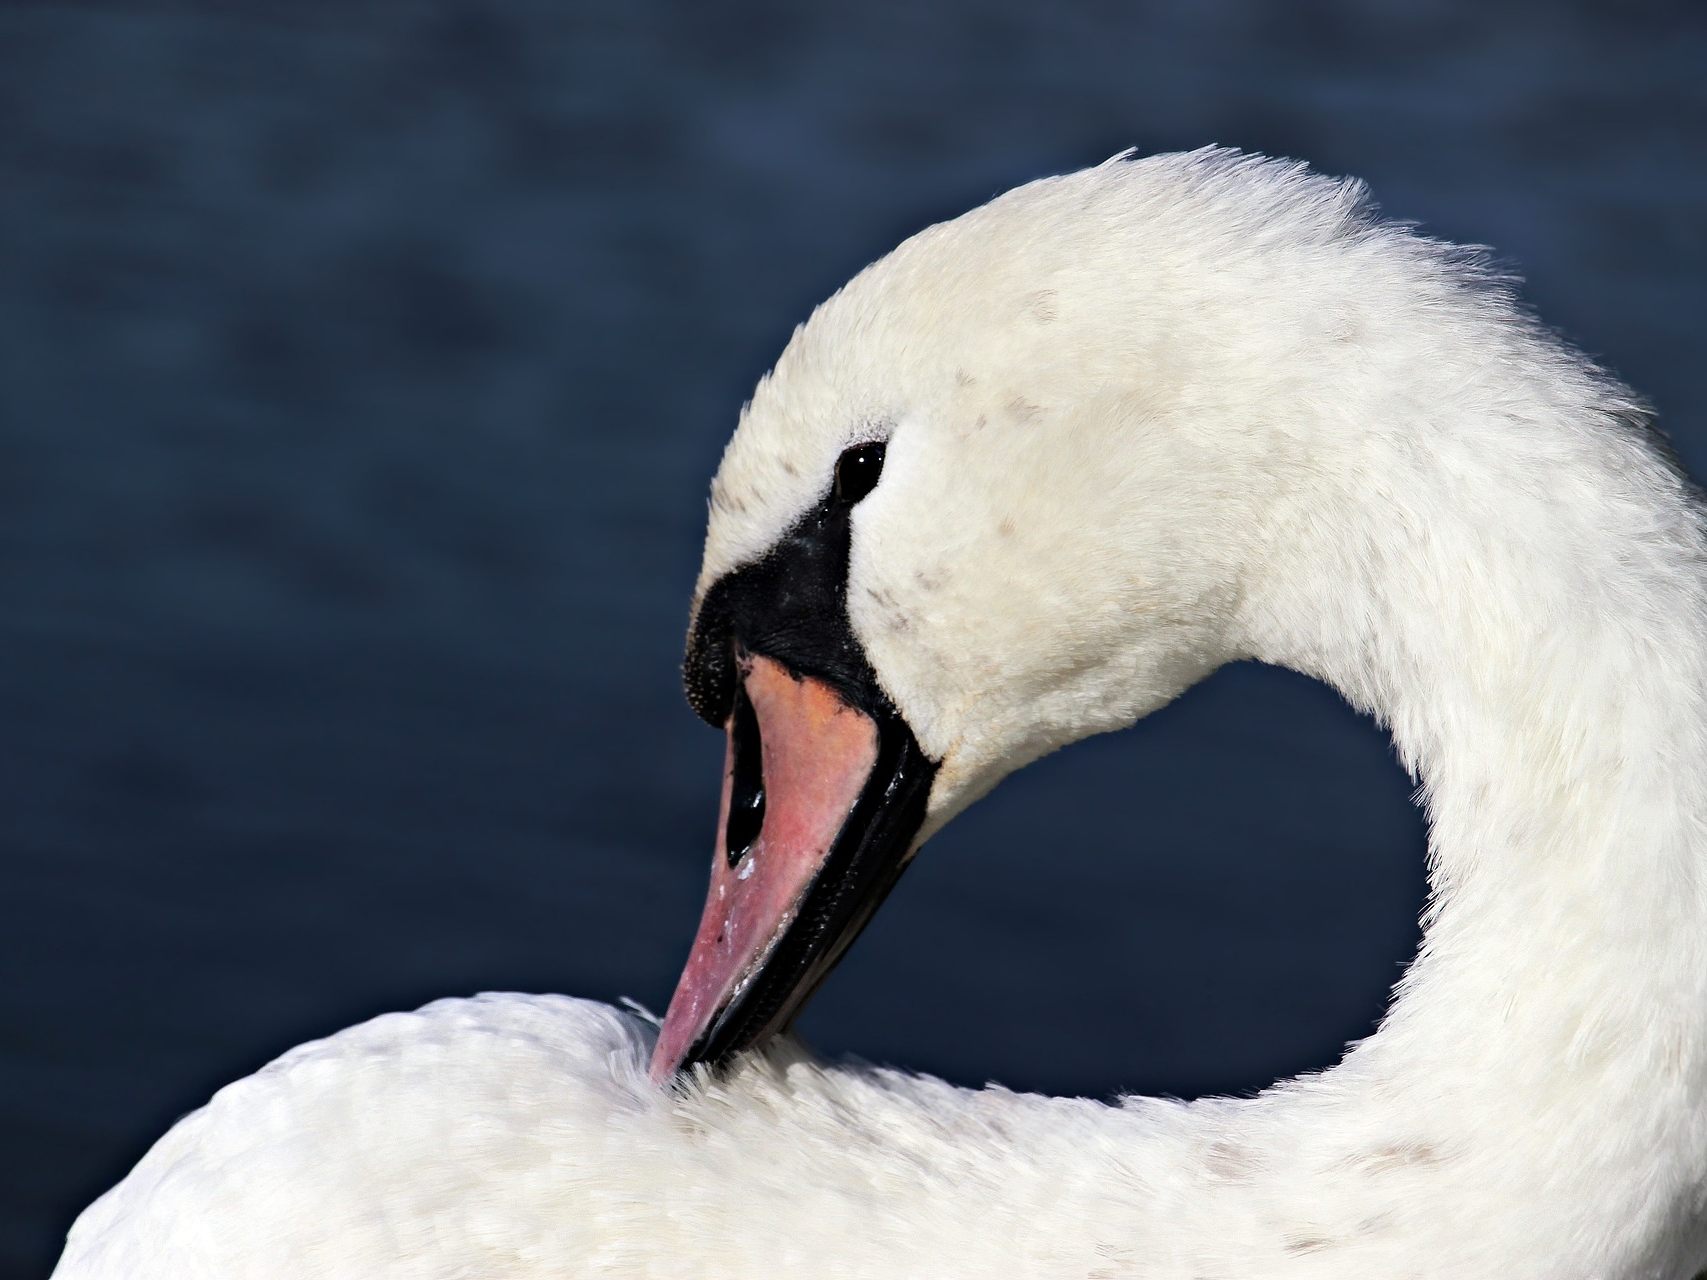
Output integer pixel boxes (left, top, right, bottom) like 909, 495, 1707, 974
650, 650, 934, 1082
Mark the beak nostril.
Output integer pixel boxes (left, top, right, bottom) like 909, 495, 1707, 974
725, 684, 766, 868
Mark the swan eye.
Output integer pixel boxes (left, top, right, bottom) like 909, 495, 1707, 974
833, 441, 886, 505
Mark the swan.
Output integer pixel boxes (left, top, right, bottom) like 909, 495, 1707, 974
54, 148, 1707, 1279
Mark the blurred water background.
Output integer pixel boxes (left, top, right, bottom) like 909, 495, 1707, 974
3, 2, 1704, 1273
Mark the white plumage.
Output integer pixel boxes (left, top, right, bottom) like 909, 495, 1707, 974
56, 150, 1707, 1278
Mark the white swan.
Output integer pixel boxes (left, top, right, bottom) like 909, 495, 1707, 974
54, 149, 1707, 1279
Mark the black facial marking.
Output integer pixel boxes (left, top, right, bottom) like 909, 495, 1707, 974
685, 462, 888, 729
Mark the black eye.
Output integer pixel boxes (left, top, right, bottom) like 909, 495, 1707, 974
833, 441, 886, 505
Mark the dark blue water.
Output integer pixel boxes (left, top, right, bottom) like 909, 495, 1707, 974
3, 3, 1704, 1274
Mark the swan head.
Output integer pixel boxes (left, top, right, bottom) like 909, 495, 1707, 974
651, 150, 1398, 1079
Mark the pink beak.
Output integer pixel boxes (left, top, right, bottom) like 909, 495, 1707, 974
650, 652, 882, 1082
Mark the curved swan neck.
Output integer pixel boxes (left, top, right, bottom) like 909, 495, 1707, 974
1213, 362, 1707, 1272
1243, 384, 1707, 1043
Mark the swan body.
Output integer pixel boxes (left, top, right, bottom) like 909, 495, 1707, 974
56, 994, 1176, 1278
55, 150, 1707, 1278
